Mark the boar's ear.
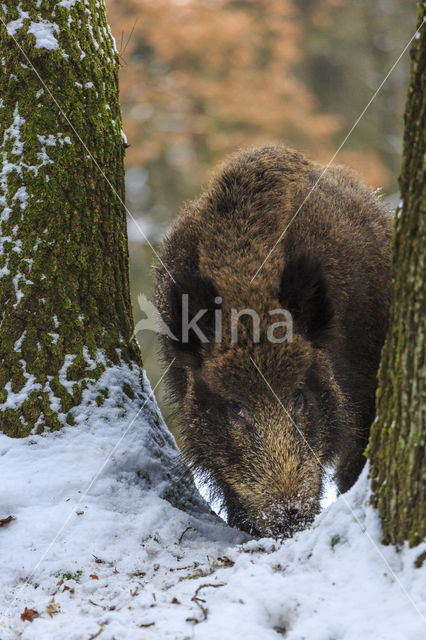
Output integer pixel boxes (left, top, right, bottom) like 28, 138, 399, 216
279, 255, 333, 340
169, 274, 220, 365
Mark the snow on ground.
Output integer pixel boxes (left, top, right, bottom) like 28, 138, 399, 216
1, 369, 425, 640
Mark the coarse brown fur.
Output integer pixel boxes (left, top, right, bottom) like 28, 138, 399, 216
155, 145, 392, 537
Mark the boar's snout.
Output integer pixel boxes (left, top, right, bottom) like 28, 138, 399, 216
229, 494, 320, 539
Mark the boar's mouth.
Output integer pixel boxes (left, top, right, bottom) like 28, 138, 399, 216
227, 497, 318, 539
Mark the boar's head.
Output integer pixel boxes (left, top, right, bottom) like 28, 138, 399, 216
165, 255, 355, 538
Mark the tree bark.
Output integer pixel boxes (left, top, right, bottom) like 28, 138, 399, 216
0, 1, 142, 436
367, 6, 425, 547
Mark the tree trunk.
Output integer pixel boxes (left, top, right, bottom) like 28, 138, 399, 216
0, 1, 142, 436
367, 6, 425, 547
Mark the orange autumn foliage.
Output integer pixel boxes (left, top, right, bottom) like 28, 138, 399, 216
107, 2, 341, 168
106, 0, 393, 194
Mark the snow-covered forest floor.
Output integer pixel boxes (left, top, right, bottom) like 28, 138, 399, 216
1, 369, 425, 640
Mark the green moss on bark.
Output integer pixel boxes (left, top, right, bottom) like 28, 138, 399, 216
0, 1, 143, 436
367, 5, 426, 547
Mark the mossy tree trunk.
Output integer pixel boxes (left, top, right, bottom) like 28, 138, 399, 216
367, 5, 425, 547
0, 1, 143, 436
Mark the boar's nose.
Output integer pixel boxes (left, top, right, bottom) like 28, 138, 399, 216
278, 507, 310, 537
269, 507, 308, 538
248, 505, 315, 539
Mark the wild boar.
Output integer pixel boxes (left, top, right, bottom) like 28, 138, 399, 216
155, 145, 392, 537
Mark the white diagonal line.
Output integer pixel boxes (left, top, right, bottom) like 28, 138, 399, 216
251, 18, 425, 283
250, 356, 426, 626
0, 15, 175, 284
0, 358, 175, 624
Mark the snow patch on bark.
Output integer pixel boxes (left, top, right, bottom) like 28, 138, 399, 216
27, 20, 59, 50
57, 0, 79, 8
2, 360, 42, 411
0, 102, 71, 312
4, 11, 30, 37
5, 5, 59, 50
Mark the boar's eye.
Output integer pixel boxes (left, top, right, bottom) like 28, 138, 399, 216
292, 389, 305, 413
231, 403, 246, 420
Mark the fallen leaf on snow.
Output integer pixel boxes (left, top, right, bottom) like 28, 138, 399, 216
20, 607, 39, 622
89, 574, 99, 580
217, 556, 235, 567
0, 515, 15, 527
46, 597, 60, 618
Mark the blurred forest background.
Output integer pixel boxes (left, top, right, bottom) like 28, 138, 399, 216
105, 0, 415, 435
